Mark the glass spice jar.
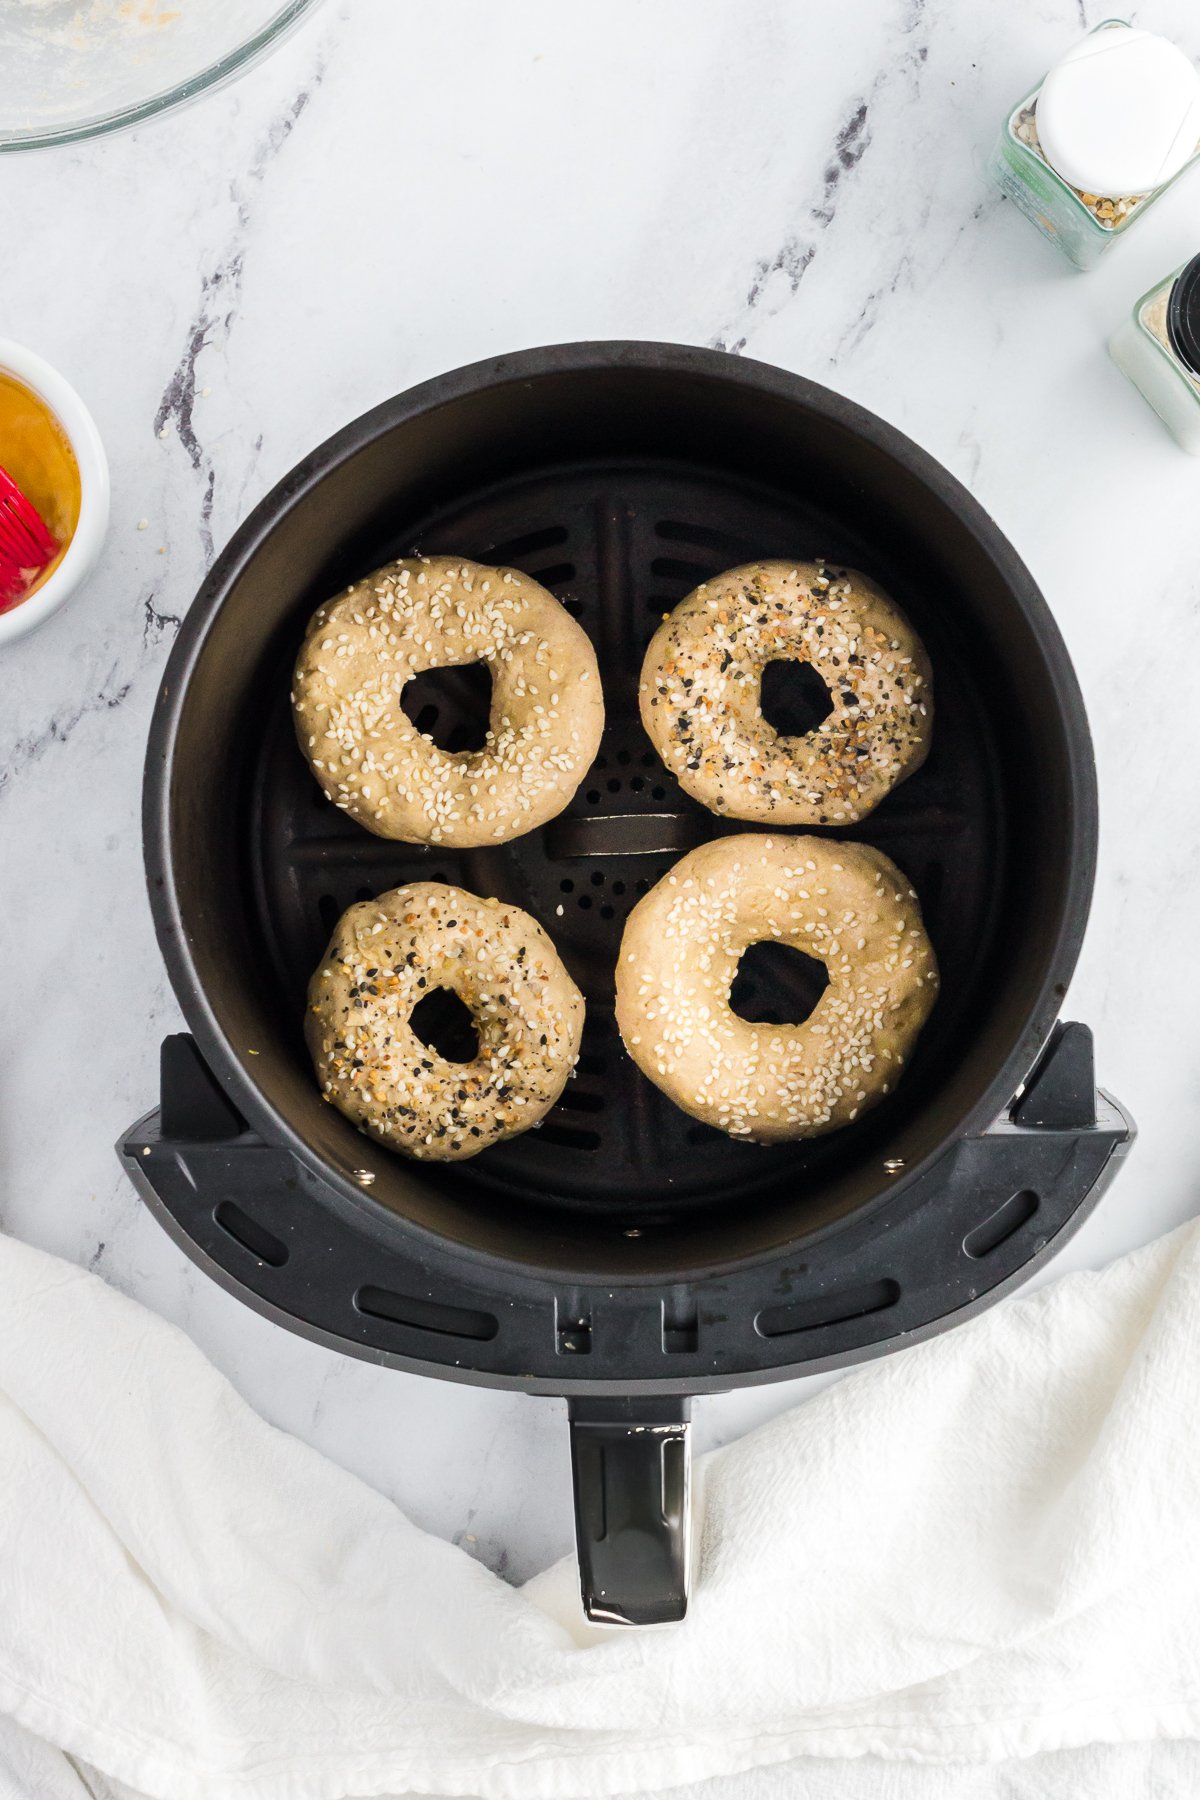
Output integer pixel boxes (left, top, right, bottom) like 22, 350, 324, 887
1109, 254, 1200, 454
988, 19, 1200, 271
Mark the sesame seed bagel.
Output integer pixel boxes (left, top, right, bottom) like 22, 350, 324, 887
293, 555, 604, 847
640, 560, 932, 826
615, 835, 938, 1143
307, 882, 584, 1162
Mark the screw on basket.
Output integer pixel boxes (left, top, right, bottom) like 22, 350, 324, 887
0, 463, 57, 612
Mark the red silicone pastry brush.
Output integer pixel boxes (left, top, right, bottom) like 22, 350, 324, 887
0, 462, 57, 612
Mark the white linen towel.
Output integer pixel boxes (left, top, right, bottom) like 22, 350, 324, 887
2, 1215, 1200, 1800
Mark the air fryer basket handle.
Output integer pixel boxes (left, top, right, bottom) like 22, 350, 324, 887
568, 1396, 692, 1626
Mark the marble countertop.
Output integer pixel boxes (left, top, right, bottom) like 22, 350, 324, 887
3, 0, 1199, 1585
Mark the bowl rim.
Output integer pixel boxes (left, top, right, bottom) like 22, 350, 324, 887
0, 0, 324, 154
0, 338, 110, 646
143, 341, 1100, 1285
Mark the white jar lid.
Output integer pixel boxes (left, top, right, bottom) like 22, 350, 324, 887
1036, 25, 1200, 197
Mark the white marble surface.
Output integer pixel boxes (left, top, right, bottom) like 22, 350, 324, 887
2, 0, 1200, 1586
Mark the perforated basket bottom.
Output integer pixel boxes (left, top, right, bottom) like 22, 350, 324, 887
249, 458, 1003, 1226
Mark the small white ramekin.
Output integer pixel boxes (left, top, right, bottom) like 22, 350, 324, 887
0, 338, 110, 646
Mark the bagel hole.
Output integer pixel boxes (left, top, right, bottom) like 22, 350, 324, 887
409, 987, 480, 1063
730, 941, 829, 1027
760, 659, 834, 737
400, 661, 493, 754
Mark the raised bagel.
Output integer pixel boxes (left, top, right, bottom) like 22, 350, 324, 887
308, 882, 584, 1162
293, 555, 604, 848
615, 834, 937, 1142
640, 559, 932, 826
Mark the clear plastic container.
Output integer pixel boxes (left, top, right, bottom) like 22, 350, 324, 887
988, 20, 1200, 271
1109, 256, 1200, 454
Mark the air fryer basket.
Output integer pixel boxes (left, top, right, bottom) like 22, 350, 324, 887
122, 343, 1131, 1625
251, 460, 1001, 1238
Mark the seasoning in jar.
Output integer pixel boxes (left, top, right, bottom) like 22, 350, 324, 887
0, 368, 81, 613
989, 20, 1200, 271
1110, 253, 1200, 454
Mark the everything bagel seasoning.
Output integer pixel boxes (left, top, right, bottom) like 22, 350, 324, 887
307, 882, 584, 1161
639, 559, 931, 827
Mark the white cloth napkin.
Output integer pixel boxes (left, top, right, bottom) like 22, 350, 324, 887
2, 1215, 1200, 1800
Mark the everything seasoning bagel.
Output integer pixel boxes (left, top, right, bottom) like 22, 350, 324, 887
639, 559, 932, 826
308, 883, 585, 1162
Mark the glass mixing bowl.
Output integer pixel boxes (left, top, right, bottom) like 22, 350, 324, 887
0, 0, 325, 152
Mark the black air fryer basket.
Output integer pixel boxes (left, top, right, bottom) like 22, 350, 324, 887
121, 343, 1132, 1625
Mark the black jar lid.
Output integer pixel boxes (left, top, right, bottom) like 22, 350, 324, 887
1167, 254, 1200, 376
